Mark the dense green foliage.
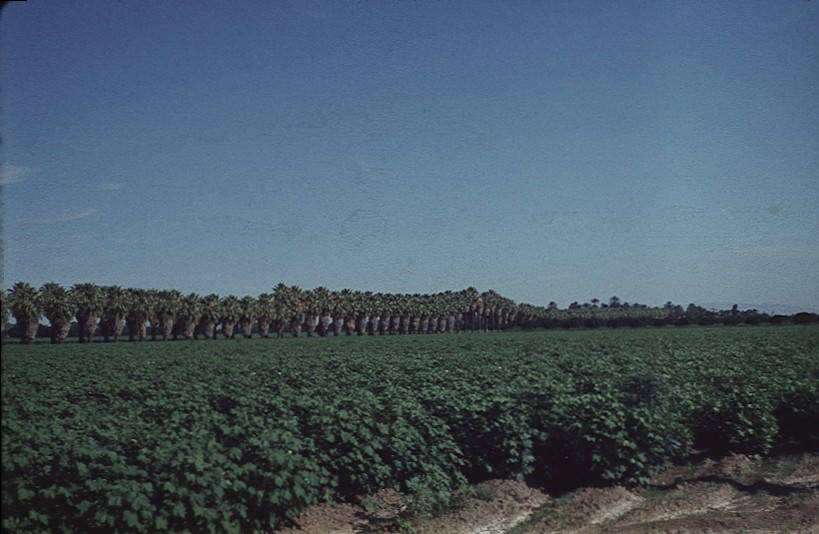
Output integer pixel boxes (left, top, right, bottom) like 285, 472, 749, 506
3, 326, 818, 532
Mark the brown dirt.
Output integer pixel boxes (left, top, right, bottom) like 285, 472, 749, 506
275, 480, 549, 534
519, 452, 819, 534
274, 453, 819, 534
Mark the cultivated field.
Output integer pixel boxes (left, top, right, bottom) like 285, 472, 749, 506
2, 326, 818, 532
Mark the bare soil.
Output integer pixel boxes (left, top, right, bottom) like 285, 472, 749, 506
274, 453, 819, 534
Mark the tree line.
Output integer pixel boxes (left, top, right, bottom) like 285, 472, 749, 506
2, 281, 816, 344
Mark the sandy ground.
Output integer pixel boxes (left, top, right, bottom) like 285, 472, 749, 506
274, 453, 819, 534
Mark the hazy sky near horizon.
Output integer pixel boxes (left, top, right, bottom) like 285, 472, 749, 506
2, 1, 818, 312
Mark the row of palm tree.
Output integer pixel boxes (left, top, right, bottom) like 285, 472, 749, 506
2, 282, 525, 344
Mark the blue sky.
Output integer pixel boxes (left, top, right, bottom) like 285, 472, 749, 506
2, 1, 817, 312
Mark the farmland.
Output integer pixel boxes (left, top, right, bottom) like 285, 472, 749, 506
2, 326, 818, 532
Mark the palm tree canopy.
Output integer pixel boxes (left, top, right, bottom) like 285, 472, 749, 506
125, 288, 151, 319
155, 290, 182, 316
199, 294, 222, 323
8, 282, 43, 323
40, 282, 75, 323
220, 295, 241, 322
239, 296, 257, 320
70, 283, 103, 316
178, 293, 202, 320
256, 293, 274, 319
0, 292, 8, 326
101, 285, 130, 319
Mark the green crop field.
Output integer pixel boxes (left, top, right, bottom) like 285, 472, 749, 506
3, 326, 818, 532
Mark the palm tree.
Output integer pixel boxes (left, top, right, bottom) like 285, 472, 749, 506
219, 295, 241, 339
8, 282, 42, 343
435, 295, 448, 334
176, 293, 201, 340
355, 291, 372, 336
196, 294, 222, 339
144, 289, 160, 340
285, 286, 304, 337
333, 289, 351, 336
155, 289, 181, 341
0, 292, 8, 338
125, 288, 151, 341
472, 293, 485, 332
379, 297, 391, 335
40, 282, 74, 344
369, 292, 384, 335
443, 290, 456, 333
389, 296, 401, 335
398, 294, 411, 335
342, 290, 358, 335
458, 288, 477, 332
71, 283, 102, 343
302, 289, 317, 337
238, 296, 257, 338
419, 297, 431, 334
313, 286, 331, 337
272, 283, 290, 338
256, 293, 273, 338
100, 285, 129, 342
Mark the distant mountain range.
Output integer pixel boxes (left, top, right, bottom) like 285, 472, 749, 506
699, 302, 819, 315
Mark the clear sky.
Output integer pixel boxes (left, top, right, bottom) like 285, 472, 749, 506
2, 1, 818, 312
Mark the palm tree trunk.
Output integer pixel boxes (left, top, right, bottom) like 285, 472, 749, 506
50, 320, 70, 344
332, 316, 343, 336
345, 316, 355, 336
290, 317, 302, 337
198, 319, 216, 339
379, 315, 390, 335
78, 314, 97, 343
161, 316, 174, 340
258, 319, 271, 338
240, 320, 253, 339
420, 317, 429, 334
102, 318, 114, 342
305, 315, 317, 337
222, 321, 237, 339
57, 321, 71, 343
355, 315, 367, 336
127, 319, 139, 341
447, 315, 455, 333
19, 320, 38, 344
390, 316, 400, 335
183, 320, 197, 340
114, 317, 126, 341
318, 314, 331, 337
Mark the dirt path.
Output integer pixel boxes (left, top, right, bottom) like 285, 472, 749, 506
275, 453, 819, 534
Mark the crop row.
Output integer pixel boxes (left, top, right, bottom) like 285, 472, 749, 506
2, 326, 818, 532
